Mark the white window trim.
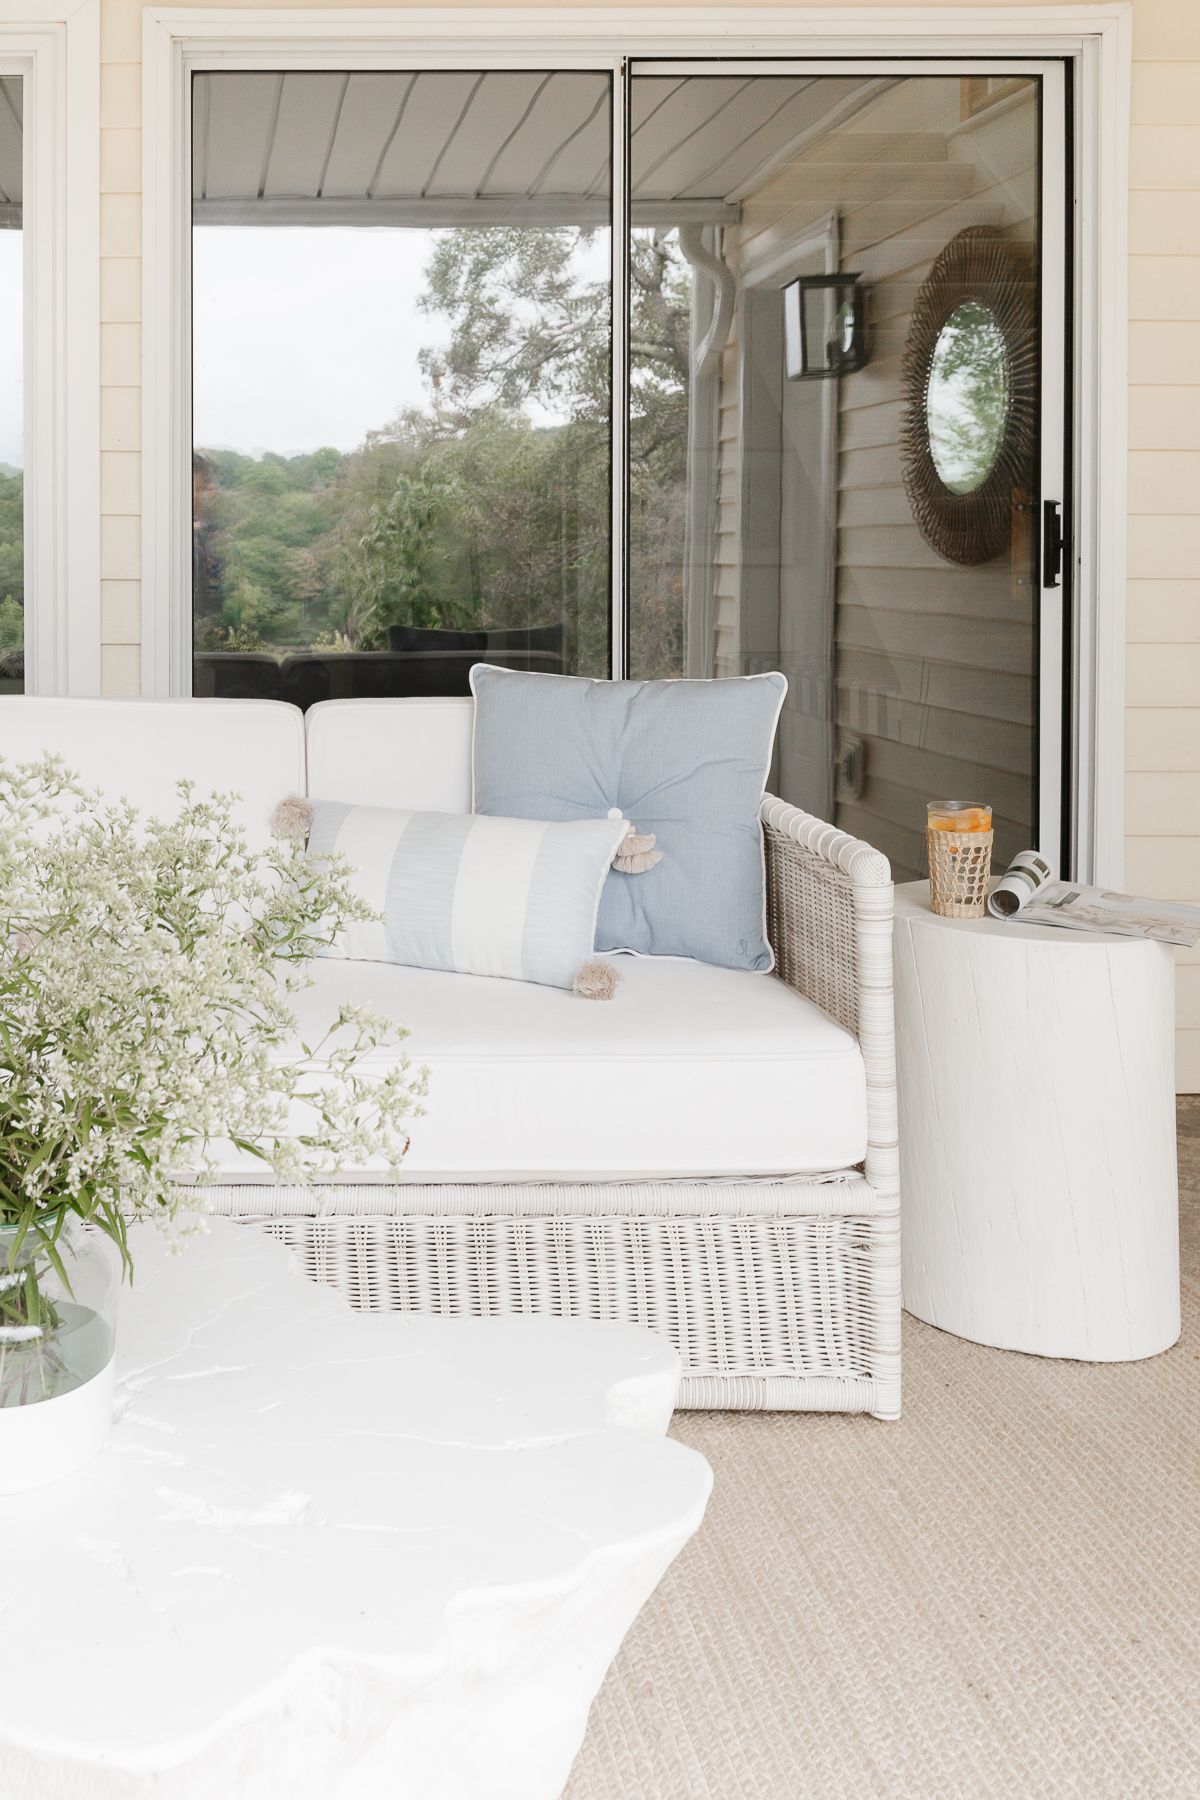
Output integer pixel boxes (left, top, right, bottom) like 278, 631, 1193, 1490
0, 0, 99, 695
142, 3, 1132, 884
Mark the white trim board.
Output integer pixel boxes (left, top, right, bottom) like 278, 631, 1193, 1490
140, 7, 1134, 53
141, 4, 1132, 885
0, 0, 99, 697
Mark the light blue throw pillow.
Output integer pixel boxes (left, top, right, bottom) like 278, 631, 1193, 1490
307, 803, 630, 990
470, 666, 788, 972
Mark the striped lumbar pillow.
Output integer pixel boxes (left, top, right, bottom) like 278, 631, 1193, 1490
306, 803, 630, 991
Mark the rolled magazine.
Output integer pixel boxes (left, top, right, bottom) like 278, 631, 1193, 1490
987, 849, 1055, 918
986, 851, 1200, 947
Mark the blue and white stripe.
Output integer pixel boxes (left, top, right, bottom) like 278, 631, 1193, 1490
307, 803, 630, 989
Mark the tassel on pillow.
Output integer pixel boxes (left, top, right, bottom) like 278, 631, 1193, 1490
573, 958, 621, 1001
271, 794, 315, 841
612, 822, 662, 875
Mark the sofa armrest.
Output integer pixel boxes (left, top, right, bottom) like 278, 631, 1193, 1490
761, 795, 898, 1196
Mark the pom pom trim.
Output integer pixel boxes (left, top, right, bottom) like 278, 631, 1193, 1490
271, 794, 315, 841
573, 958, 621, 1001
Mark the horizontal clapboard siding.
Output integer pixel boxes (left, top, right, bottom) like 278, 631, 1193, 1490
713, 332, 742, 677
837, 604, 1034, 676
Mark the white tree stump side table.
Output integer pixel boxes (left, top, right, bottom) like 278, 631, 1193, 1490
895, 881, 1181, 1361
0, 1219, 711, 1800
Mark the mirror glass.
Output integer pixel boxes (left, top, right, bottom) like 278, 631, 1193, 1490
925, 300, 1009, 495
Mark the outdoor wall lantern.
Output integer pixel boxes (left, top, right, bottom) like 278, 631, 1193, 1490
783, 273, 867, 380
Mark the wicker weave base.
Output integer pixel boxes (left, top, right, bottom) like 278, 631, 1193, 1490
199, 1179, 902, 1419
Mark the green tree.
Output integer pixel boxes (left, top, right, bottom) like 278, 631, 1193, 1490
0, 469, 24, 611
419, 227, 612, 422
417, 225, 692, 674
926, 300, 1012, 495
0, 594, 22, 652
193, 223, 694, 677
193, 447, 342, 650
354, 464, 458, 646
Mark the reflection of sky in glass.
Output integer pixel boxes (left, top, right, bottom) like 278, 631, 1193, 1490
193, 226, 609, 457
0, 229, 22, 470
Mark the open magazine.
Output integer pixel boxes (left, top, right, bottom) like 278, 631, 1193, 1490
986, 850, 1200, 947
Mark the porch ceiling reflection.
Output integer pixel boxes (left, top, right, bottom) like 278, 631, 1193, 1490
190, 70, 869, 228
0, 77, 20, 230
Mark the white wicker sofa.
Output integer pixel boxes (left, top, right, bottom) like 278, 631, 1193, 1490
1, 695, 899, 1417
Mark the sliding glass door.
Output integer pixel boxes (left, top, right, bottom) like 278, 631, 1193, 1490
0, 74, 21, 694
189, 59, 1067, 868
625, 66, 1065, 877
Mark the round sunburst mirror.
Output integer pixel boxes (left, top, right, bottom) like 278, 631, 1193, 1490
900, 227, 1037, 566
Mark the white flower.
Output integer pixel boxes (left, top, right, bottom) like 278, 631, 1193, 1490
0, 755, 425, 1277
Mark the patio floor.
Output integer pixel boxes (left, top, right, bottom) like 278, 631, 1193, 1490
567, 1101, 1200, 1799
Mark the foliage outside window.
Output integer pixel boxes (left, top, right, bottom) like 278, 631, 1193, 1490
194, 221, 691, 685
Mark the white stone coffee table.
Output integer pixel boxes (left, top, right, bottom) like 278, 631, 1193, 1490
0, 1218, 711, 1800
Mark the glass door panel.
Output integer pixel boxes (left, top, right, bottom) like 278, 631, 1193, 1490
0, 75, 21, 694
191, 70, 612, 707
627, 68, 1066, 876
186, 57, 1071, 872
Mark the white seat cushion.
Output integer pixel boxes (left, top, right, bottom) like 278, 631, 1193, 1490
217, 954, 867, 1179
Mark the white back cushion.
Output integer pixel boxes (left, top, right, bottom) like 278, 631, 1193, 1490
0, 698, 305, 846
305, 698, 473, 813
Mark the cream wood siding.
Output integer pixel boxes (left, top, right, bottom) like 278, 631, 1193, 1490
93, 0, 1200, 1084
712, 331, 742, 678
1126, 3, 1200, 1091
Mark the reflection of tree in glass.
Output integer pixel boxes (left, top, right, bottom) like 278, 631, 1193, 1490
418, 225, 690, 677
355, 466, 462, 642
194, 226, 692, 678
0, 468, 23, 685
629, 232, 691, 678
925, 301, 1010, 496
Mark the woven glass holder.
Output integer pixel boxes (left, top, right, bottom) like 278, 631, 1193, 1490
927, 827, 994, 918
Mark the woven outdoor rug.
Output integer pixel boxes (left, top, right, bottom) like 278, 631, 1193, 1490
566, 1101, 1200, 1800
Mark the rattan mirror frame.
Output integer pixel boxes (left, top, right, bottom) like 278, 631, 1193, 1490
900, 226, 1038, 567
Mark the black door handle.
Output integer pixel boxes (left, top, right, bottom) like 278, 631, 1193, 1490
1043, 500, 1064, 589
